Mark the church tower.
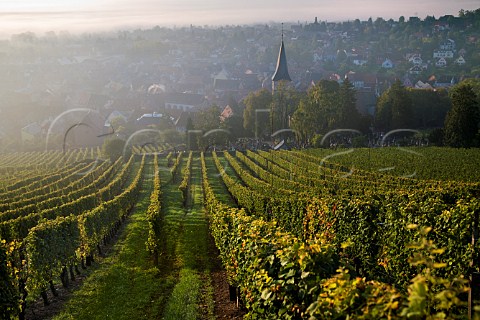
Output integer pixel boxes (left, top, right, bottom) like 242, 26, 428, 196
271, 24, 291, 92
270, 24, 292, 135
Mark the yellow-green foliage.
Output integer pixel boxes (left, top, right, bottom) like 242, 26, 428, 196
146, 154, 162, 262
178, 151, 192, 205
202, 152, 473, 319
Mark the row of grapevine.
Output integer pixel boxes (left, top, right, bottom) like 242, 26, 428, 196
0, 151, 56, 169
246, 149, 381, 199
0, 161, 98, 210
146, 154, 162, 266
169, 151, 183, 182
263, 150, 427, 193
179, 151, 193, 205
0, 149, 88, 194
3, 155, 145, 317
305, 147, 480, 183
131, 143, 173, 154
203, 153, 469, 318
213, 151, 308, 237
249, 149, 478, 212
234, 150, 307, 193
0, 155, 135, 243
0, 157, 124, 225
79, 155, 144, 261
287, 149, 479, 194
221, 151, 294, 196
217, 150, 480, 292
0, 150, 73, 176
166, 151, 174, 167
246, 149, 323, 189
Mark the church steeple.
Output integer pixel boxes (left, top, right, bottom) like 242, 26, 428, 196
271, 24, 291, 87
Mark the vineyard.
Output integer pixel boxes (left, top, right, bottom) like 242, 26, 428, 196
1, 147, 480, 319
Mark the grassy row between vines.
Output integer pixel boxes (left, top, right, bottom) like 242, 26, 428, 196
51, 154, 217, 319
52, 159, 168, 319
162, 154, 214, 320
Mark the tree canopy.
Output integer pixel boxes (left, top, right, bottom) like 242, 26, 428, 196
443, 82, 480, 147
291, 79, 363, 144
375, 79, 413, 131
407, 88, 451, 128
193, 105, 225, 150
243, 89, 272, 137
102, 138, 126, 162
271, 82, 302, 135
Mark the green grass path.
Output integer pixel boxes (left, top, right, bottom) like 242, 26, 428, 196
162, 154, 215, 320
53, 160, 172, 320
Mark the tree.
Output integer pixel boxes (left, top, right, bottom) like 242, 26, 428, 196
243, 89, 272, 137
102, 138, 126, 162
271, 82, 301, 135
375, 80, 413, 131
194, 105, 221, 132
291, 99, 318, 145
443, 83, 480, 147
311, 80, 341, 131
162, 129, 183, 145
222, 115, 244, 140
424, 15, 436, 26
194, 105, 224, 150
108, 116, 127, 133
428, 128, 444, 146
291, 80, 362, 144
185, 117, 198, 151
458, 79, 480, 105
338, 78, 362, 129
108, 115, 135, 139
226, 95, 241, 114
407, 88, 451, 128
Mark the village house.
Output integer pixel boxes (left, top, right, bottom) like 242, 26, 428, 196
164, 92, 206, 112
439, 39, 456, 51
414, 80, 434, 90
220, 105, 235, 122
435, 57, 447, 68
433, 49, 454, 59
454, 56, 466, 66
411, 56, 423, 65
433, 76, 456, 88
344, 71, 376, 90
403, 76, 414, 88
409, 65, 423, 75
381, 58, 394, 69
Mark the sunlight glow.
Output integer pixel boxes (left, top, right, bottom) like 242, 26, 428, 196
0, 0, 477, 37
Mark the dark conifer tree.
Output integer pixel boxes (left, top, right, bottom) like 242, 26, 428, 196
338, 78, 361, 129
444, 83, 480, 147
375, 79, 413, 131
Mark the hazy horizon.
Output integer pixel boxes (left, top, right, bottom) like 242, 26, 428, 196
1, 0, 479, 38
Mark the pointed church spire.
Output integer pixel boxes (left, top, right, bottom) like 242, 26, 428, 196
272, 23, 291, 83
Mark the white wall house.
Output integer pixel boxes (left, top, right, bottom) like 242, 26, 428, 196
435, 57, 447, 67
433, 50, 454, 59
382, 59, 394, 69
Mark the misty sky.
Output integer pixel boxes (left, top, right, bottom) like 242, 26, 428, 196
1, 0, 478, 37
